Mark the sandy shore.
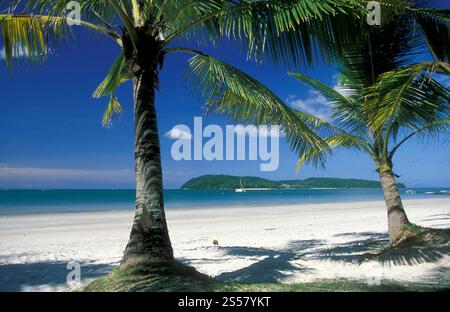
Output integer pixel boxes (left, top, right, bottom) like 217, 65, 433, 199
0, 198, 449, 291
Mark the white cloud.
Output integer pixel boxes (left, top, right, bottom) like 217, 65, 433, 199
287, 81, 356, 121
331, 74, 355, 97
165, 124, 283, 141
164, 126, 192, 140
0, 167, 134, 188
287, 90, 332, 121
0, 45, 29, 60
0, 45, 52, 61
233, 125, 283, 138
333, 84, 354, 97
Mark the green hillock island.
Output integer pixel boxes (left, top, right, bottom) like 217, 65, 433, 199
181, 175, 407, 190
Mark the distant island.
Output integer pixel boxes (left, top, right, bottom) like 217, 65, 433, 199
181, 175, 406, 190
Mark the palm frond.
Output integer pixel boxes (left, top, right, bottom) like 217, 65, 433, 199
0, 14, 70, 67
293, 110, 346, 139
296, 131, 368, 172
6, 0, 123, 40
109, 0, 138, 49
388, 116, 450, 159
93, 52, 131, 128
287, 1, 450, 172
338, 15, 420, 88
287, 71, 372, 170
93, 52, 132, 99
366, 61, 450, 136
288, 71, 355, 106
0, 11, 122, 68
184, 51, 329, 156
166, 0, 367, 68
164, 0, 223, 45
217, 0, 363, 67
414, 9, 450, 62
288, 70, 368, 139
102, 94, 123, 128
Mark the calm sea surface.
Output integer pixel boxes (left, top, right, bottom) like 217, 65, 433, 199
0, 188, 447, 215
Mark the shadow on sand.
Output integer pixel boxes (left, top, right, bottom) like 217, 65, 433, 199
3, 230, 449, 289
420, 213, 450, 222
0, 260, 114, 291
213, 230, 449, 283
215, 240, 322, 282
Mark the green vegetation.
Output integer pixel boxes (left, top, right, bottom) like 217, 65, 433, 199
83, 262, 216, 292
286, 8, 449, 244
83, 263, 449, 292
218, 280, 450, 292
181, 175, 406, 189
395, 225, 450, 247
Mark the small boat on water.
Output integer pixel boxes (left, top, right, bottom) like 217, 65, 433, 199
235, 179, 246, 193
406, 189, 416, 195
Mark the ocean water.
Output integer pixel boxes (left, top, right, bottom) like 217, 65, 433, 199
0, 188, 446, 216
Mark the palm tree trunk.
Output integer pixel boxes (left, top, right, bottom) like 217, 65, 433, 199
379, 170, 410, 244
122, 67, 174, 267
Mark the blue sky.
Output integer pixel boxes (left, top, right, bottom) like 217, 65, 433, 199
0, 28, 449, 189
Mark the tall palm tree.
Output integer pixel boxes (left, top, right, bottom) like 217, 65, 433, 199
1, 0, 367, 267
288, 12, 450, 244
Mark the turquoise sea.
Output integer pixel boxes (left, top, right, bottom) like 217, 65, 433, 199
0, 188, 447, 215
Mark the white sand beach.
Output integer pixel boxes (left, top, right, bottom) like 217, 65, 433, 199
0, 198, 449, 291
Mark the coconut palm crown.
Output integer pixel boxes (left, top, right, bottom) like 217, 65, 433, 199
289, 5, 450, 244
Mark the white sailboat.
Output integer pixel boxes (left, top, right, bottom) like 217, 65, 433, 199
235, 179, 246, 193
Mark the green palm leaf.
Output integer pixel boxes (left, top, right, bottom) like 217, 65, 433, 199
93, 52, 132, 99
288, 71, 355, 106
93, 52, 132, 127
366, 61, 450, 136
102, 94, 123, 128
414, 9, 450, 62
296, 131, 368, 172
184, 52, 329, 154
288, 72, 373, 170
0, 14, 70, 66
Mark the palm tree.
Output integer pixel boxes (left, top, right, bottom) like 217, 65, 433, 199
1, 0, 368, 267
288, 12, 450, 244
